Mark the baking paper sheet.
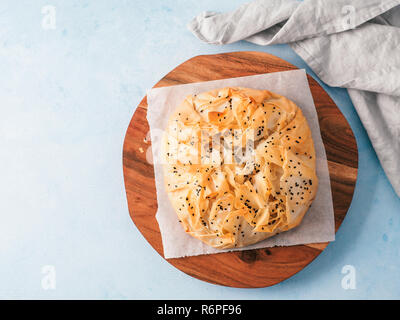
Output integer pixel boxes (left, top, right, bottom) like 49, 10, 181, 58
146, 69, 335, 259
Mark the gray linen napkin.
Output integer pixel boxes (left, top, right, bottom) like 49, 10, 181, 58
188, 0, 400, 197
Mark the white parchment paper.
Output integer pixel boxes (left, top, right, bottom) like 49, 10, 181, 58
146, 69, 335, 259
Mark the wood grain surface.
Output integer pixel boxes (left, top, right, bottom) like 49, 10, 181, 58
122, 51, 358, 288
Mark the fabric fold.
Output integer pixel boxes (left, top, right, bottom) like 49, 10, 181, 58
188, 0, 400, 197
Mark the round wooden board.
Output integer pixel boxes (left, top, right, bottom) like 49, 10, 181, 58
123, 51, 358, 288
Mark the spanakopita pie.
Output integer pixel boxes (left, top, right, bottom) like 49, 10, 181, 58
162, 87, 318, 249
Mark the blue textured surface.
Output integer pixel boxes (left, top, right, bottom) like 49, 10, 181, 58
0, 0, 399, 299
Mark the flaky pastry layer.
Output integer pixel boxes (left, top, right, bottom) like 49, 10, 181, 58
162, 87, 318, 249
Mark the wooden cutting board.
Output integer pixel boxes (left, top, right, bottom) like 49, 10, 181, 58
122, 51, 358, 288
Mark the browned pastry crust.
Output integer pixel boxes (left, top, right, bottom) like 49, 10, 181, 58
162, 87, 318, 249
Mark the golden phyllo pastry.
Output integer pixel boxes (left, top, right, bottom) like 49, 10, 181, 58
162, 87, 318, 249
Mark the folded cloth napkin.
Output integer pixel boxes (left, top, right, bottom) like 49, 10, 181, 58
188, 0, 400, 197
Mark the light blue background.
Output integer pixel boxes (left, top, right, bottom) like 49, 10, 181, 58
0, 0, 399, 299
